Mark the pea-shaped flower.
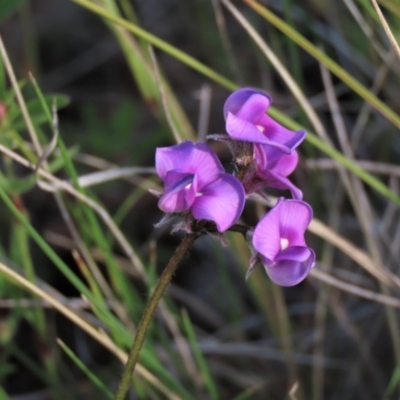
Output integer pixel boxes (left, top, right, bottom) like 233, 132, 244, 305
255, 146, 302, 200
223, 88, 305, 154
252, 198, 315, 286
156, 141, 245, 232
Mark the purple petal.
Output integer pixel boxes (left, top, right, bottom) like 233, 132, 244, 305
252, 198, 313, 261
258, 169, 303, 200
252, 198, 285, 262
235, 94, 271, 121
254, 145, 298, 175
156, 141, 223, 187
226, 112, 291, 154
191, 174, 245, 232
191, 142, 225, 188
257, 114, 306, 150
156, 141, 195, 179
265, 247, 315, 286
277, 200, 313, 245
268, 149, 299, 175
223, 88, 271, 119
158, 172, 197, 213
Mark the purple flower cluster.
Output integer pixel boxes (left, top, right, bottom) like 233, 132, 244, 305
155, 88, 315, 286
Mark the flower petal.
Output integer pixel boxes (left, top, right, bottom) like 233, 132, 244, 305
258, 169, 303, 200
156, 141, 194, 179
252, 198, 285, 262
223, 88, 271, 119
265, 247, 315, 286
191, 174, 245, 232
156, 141, 223, 187
235, 94, 271, 121
190, 142, 225, 188
257, 114, 306, 150
267, 149, 299, 175
226, 112, 291, 154
158, 172, 196, 213
277, 200, 313, 245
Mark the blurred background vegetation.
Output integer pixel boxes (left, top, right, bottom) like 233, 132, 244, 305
1, 0, 400, 399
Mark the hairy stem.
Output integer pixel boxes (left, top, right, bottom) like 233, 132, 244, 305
113, 232, 199, 400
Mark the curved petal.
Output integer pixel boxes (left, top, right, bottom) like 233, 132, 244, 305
191, 142, 225, 188
278, 200, 313, 245
156, 141, 194, 179
235, 94, 271, 121
252, 198, 285, 262
258, 169, 303, 200
223, 88, 271, 119
158, 172, 196, 213
191, 174, 245, 232
226, 112, 291, 154
268, 149, 299, 176
257, 115, 306, 151
156, 141, 223, 187
265, 247, 315, 286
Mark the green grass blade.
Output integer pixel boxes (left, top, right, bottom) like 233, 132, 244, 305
57, 339, 114, 399
182, 309, 219, 400
269, 107, 400, 207
383, 361, 400, 400
0, 183, 118, 325
72, 0, 400, 207
30, 74, 142, 318
243, 0, 400, 130
90, 0, 196, 142
72, 0, 237, 91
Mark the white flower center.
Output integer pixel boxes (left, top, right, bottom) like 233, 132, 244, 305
280, 238, 289, 250
185, 183, 192, 189
256, 124, 265, 132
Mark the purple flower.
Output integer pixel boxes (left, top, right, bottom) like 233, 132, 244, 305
224, 88, 305, 154
156, 141, 245, 232
252, 198, 315, 286
255, 146, 302, 199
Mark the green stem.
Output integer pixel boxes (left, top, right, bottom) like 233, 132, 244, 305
113, 232, 199, 400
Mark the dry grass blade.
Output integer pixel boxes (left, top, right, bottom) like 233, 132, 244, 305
309, 209, 396, 288
76, 167, 156, 187
0, 261, 181, 400
148, 45, 182, 144
34, 98, 59, 173
321, 60, 400, 364
0, 36, 41, 154
343, 0, 387, 61
1, 35, 133, 323
196, 83, 212, 142
310, 268, 400, 308
254, 196, 397, 287
306, 159, 400, 177
0, 144, 146, 278
221, 0, 329, 141
371, 0, 400, 62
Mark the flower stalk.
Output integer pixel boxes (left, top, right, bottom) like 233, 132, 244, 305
113, 232, 200, 400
